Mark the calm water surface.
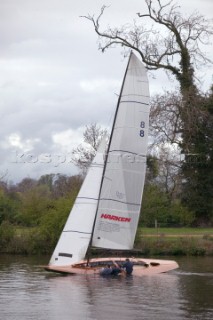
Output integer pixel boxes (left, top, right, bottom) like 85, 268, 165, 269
0, 255, 212, 320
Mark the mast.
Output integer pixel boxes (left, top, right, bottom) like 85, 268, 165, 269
86, 52, 133, 264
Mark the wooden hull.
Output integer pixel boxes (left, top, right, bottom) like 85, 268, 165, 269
44, 257, 179, 276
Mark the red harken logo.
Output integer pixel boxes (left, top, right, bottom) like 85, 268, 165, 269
101, 213, 131, 222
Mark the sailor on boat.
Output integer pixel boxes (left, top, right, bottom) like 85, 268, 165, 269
111, 261, 122, 276
122, 258, 133, 275
100, 261, 122, 276
99, 264, 112, 276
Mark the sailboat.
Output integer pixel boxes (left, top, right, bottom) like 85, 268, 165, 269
45, 52, 179, 276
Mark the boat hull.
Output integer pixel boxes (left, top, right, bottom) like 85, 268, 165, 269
44, 257, 179, 276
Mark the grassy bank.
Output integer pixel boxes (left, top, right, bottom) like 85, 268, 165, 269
140, 227, 213, 236
134, 227, 213, 256
1, 226, 213, 256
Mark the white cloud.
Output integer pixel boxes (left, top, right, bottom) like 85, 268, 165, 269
80, 79, 120, 93
52, 127, 85, 151
1, 133, 40, 152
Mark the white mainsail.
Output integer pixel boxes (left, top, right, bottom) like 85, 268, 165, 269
49, 138, 106, 266
92, 52, 150, 250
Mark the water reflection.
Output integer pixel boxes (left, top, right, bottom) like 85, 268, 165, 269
44, 273, 183, 320
176, 257, 213, 319
0, 255, 212, 320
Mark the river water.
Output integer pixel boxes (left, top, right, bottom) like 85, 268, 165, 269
0, 255, 212, 320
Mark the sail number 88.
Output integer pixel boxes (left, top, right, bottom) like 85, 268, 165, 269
140, 121, 145, 137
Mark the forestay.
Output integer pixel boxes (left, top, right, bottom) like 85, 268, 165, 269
92, 52, 150, 250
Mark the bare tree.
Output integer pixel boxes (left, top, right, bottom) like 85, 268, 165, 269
82, 0, 213, 94
82, 0, 213, 152
149, 91, 182, 147
151, 87, 213, 167
81, 0, 213, 149
71, 123, 108, 173
52, 174, 83, 198
156, 144, 182, 198
15, 177, 38, 193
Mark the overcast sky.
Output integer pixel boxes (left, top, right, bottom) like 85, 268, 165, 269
1, 0, 213, 184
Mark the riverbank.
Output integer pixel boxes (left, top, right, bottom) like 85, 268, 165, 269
1, 227, 213, 256
134, 228, 213, 256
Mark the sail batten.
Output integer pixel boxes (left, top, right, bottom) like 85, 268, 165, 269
98, 199, 141, 206
63, 230, 92, 234
108, 149, 146, 156
120, 100, 149, 105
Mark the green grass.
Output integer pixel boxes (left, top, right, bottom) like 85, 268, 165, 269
138, 227, 213, 237
14, 226, 37, 236
14, 225, 213, 238
134, 227, 213, 256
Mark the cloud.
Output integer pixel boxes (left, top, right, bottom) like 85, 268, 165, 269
80, 78, 120, 93
52, 127, 85, 151
2, 133, 40, 152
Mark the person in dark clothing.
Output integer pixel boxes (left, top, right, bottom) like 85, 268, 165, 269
111, 261, 122, 276
100, 261, 122, 276
122, 258, 133, 275
99, 264, 112, 275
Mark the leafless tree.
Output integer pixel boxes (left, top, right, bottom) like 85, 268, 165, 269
149, 88, 210, 190
157, 144, 182, 198
71, 123, 108, 173
82, 0, 213, 94
82, 0, 213, 155
149, 90, 182, 147
52, 174, 83, 198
